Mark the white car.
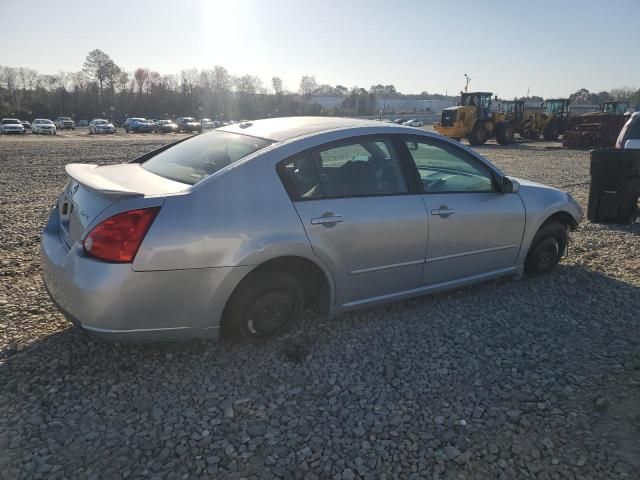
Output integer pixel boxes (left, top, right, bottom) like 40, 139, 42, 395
1, 118, 25, 134
616, 112, 640, 149
31, 119, 57, 135
404, 119, 424, 127
89, 119, 116, 134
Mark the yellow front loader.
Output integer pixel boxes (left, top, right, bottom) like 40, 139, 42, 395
434, 92, 514, 146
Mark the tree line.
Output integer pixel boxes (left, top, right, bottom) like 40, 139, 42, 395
1, 49, 638, 121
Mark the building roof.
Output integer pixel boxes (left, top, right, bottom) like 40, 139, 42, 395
217, 116, 397, 142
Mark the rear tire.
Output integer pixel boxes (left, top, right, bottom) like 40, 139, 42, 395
525, 221, 568, 274
495, 122, 514, 145
468, 123, 488, 146
224, 271, 304, 343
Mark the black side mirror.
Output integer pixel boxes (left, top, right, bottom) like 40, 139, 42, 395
500, 176, 518, 193
407, 141, 418, 151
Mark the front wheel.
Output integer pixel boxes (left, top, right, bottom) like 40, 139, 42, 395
224, 271, 304, 342
525, 221, 568, 274
543, 122, 559, 141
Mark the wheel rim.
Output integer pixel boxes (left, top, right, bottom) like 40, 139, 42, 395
244, 290, 295, 337
535, 237, 559, 270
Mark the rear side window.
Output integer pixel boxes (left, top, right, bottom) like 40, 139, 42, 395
142, 131, 271, 185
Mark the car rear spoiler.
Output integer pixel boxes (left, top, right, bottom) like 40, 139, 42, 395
65, 164, 144, 197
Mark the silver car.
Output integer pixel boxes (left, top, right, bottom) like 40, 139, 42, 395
41, 117, 582, 342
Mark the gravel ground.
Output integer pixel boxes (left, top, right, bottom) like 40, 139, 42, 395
1, 131, 639, 479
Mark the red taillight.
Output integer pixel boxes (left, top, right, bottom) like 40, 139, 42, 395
83, 207, 160, 263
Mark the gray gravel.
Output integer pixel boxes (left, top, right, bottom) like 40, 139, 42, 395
1, 132, 639, 479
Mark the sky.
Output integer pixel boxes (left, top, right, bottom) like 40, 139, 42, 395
1, 0, 639, 98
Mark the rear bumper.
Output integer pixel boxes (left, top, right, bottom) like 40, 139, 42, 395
433, 123, 467, 138
40, 207, 250, 341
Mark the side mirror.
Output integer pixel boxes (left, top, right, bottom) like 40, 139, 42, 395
407, 141, 418, 151
500, 176, 519, 193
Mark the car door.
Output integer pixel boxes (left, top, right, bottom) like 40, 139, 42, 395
400, 136, 525, 285
278, 136, 429, 305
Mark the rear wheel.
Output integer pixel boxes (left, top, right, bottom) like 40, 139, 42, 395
496, 122, 514, 145
468, 123, 488, 146
525, 221, 568, 274
224, 271, 304, 342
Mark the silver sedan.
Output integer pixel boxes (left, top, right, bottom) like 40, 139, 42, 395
41, 117, 582, 342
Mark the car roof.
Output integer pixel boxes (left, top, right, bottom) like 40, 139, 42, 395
216, 116, 401, 142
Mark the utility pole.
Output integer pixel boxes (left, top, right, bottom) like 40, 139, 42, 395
464, 73, 471, 93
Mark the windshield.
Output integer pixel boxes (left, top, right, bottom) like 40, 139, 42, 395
95, 120, 108, 125
2, 119, 20, 124
131, 118, 145, 122
60, 117, 71, 121
35, 119, 53, 124
545, 101, 564, 114
142, 131, 272, 185
182, 117, 196, 122
158, 120, 171, 124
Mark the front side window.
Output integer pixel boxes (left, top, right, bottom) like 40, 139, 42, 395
404, 139, 494, 193
142, 131, 271, 185
279, 138, 408, 200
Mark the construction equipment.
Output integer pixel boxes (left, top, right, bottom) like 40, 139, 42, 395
434, 92, 514, 146
522, 99, 571, 141
563, 102, 629, 148
501, 100, 542, 139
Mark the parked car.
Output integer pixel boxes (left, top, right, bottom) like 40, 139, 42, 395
154, 119, 179, 133
31, 118, 57, 134
55, 117, 75, 130
393, 119, 405, 124
200, 118, 218, 132
404, 119, 423, 127
1, 118, 26, 134
20, 120, 31, 131
124, 117, 154, 133
615, 112, 640, 149
89, 119, 116, 134
176, 116, 201, 133
41, 117, 582, 343
78, 120, 89, 127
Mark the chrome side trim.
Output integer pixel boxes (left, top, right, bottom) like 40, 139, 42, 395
349, 258, 425, 275
337, 266, 520, 310
81, 325, 192, 334
425, 244, 518, 263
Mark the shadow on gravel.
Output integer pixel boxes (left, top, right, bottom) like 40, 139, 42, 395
1, 263, 639, 478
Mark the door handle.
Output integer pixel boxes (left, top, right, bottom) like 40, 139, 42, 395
311, 213, 343, 226
431, 206, 456, 217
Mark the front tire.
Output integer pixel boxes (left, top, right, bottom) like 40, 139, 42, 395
525, 221, 568, 274
224, 271, 303, 342
543, 122, 559, 141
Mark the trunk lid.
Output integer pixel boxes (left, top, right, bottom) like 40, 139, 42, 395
58, 163, 189, 245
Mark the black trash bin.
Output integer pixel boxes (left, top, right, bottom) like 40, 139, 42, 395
587, 148, 640, 224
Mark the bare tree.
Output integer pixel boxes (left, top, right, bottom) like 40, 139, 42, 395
271, 76, 284, 96
299, 75, 318, 100
83, 49, 117, 105
134, 68, 150, 95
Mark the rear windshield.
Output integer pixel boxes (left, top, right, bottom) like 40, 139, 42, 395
141, 131, 272, 185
